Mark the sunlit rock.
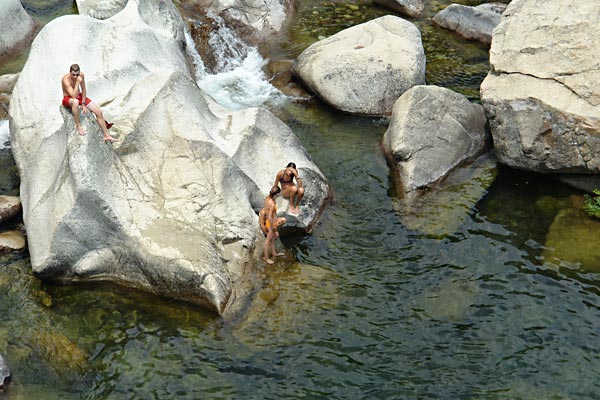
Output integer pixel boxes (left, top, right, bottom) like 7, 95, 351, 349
481, 0, 600, 173
292, 15, 426, 116
544, 207, 600, 272
373, 0, 424, 18
433, 3, 507, 44
0, 74, 19, 94
0, 196, 21, 223
0, 354, 9, 391
196, 0, 294, 42
383, 85, 489, 194
9, 0, 330, 314
0, 231, 26, 255
0, 0, 36, 60
76, 0, 128, 19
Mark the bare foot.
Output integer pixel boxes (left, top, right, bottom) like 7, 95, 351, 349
263, 257, 274, 265
76, 126, 87, 136
289, 205, 300, 215
103, 135, 118, 143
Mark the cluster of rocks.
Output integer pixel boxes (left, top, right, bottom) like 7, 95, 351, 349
8, 0, 331, 315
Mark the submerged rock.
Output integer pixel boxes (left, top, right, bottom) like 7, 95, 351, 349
0, 354, 9, 391
544, 207, 600, 272
481, 0, 600, 174
433, 3, 507, 44
292, 15, 426, 116
383, 85, 489, 194
373, 0, 424, 18
9, 0, 330, 314
0, 0, 36, 60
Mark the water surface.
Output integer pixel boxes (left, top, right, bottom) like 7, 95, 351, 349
1, 1, 600, 399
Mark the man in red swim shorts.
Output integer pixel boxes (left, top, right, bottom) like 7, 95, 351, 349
61, 63, 117, 142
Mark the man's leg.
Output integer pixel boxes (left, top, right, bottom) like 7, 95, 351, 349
69, 98, 86, 136
85, 101, 117, 142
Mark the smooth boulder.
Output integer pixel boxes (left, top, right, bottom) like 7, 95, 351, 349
76, 0, 128, 19
373, 0, 424, 18
0, 0, 36, 60
481, 0, 600, 174
9, 0, 330, 314
292, 15, 426, 116
383, 85, 488, 194
0, 231, 26, 255
433, 3, 507, 44
0, 354, 9, 391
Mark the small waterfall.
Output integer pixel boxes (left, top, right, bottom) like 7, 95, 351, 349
184, 14, 286, 111
0, 120, 9, 149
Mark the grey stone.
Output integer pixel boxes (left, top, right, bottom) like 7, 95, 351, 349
373, 0, 424, 18
0, 0, 36, 59
383, 85, 489, 193
481, 0, 600, 173
0, 354, 9, 391
293, 15, 426, 116
433, 3, 507, 44
0, 195, 21, 223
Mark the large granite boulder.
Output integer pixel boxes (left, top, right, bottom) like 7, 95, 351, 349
9, 0, 330, 314
383, 85, 489, 194
195, 0, 294, 41
0, 0, 36, 60
433, 3, 507, 44
481, 0, 600, 174
373, 0, 424, 18
292, 15, 426, 116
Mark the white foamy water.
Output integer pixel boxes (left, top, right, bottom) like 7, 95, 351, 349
184, 15, 286, 111
0, 120, 9, 150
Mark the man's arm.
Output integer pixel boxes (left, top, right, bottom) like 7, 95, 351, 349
61, 76, 76, 98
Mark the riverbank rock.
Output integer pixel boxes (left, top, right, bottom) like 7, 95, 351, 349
9, 0, 330, 314
373, 0, 424, 18
480, 0, 600, 174
383, 85, 489, 194
196, 0, 294, 42
0, 0, 36, 60
76, 0, 128, 19
0, 354, 9, 391
0, 231, 26, 255
0, 196, 21, 223
433, 3, 507, 44
292, 15, 426, 116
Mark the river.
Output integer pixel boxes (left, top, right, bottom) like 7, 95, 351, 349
1, 0, 599, 399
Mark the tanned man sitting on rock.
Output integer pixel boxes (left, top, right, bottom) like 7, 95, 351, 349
61, 63, 117, 142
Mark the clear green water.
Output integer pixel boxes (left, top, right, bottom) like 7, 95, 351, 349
2, 1, 600, 399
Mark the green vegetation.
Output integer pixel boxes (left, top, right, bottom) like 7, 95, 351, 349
584, 189, 600, 218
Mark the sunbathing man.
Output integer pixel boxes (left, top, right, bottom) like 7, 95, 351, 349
274, 162, 304, 214
61, 63, 117, 142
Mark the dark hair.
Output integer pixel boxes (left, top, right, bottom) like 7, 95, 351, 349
286, 162, 296, 169
70, 64, 80, 72
269, 185, 281, 197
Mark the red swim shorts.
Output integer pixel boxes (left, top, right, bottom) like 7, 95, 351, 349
62, 94, 91, 107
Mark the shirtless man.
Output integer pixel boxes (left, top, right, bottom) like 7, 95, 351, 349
260, 186, 286, 264
274, 162, 304, 214
61, 64, 117, 142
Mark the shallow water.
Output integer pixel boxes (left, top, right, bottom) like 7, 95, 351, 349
2, 1, 600, 399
